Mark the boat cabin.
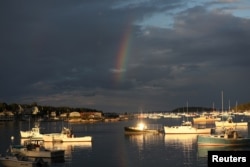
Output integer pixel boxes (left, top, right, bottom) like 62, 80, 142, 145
61, 127, 74, 137
215, 129, 243, 139
181, 121, 192, 126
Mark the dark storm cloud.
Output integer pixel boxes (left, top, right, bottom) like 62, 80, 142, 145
1, 0, 250, 112
124, 5, 250, 108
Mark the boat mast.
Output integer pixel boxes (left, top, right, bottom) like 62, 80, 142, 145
236, 101, 238, 113
221, 91, 224, 113
29, 116, 30, 130
187, 101, 188, 113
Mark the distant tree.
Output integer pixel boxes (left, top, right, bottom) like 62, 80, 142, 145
232, 102, 250, 111
9, 103, 19, 114
31, 102, 38, 106
0, 102, 8, 111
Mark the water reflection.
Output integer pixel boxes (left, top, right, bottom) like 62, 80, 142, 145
198, 146, 227, 158
164, 134, 197, 166
164, 134, 197, 146
44, 141, 92, 163
124, 134, 163, 151
198, 145, 250, 158
124, 133, 167, 166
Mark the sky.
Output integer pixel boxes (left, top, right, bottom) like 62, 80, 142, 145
1, 0, 250, 113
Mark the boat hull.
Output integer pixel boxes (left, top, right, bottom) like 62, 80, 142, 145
124, 127, 160, 134
61, 136, 92, 142
215, 121, 248, 127
193, 117, 221, 124
11, 146, 65, 162
42, 134, 92, 142
0, 156, 36, 167
20, 131, 43, 139
164, 126, 211, 134
42, 134, 62, 142
197, 135, 250, 146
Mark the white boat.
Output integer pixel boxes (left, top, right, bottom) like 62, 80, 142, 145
20, 125, 43, 139
0, 111, 15, 121
10, 140, 65, 163
243, 111, 250, 116
42, 127, 92, 142
193, 115, 221, 124
170, 114, 181, 119
164, 121, 211, 134
60, 135, 92, 142
215, 117, 248, 127
0, 153, 48, 167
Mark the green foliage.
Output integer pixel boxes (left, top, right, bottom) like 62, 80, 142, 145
0, 102, 8, 111
0, 102, 103, 115
232, 102, 250, 111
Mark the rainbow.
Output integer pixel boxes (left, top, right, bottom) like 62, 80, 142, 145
114, 21, 133, 83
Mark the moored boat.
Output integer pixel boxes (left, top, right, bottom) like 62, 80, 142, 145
10, 140, 65, 163
20, 125, 43, 139
0, 111, 15, 121
193, 115, 221, 124
197, 129, 250, 146
124, 123, 162, 134
0, 152, 48, 167
214, 117, 248, 127
164, 121, 211, 134
42, 127, 92, 142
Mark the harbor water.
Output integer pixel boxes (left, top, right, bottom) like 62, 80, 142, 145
0, 115, 250, 167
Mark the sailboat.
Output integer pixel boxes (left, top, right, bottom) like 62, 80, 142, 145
164, 101, 211, 134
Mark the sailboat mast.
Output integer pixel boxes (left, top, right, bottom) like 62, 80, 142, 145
187, 101, 188, 113
236, 101, 238, 113
221, 91, 224, 113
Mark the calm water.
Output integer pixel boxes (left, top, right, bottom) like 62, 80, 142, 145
1, 115, 250, 167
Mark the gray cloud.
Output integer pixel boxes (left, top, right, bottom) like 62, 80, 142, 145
1, 0, 250, 112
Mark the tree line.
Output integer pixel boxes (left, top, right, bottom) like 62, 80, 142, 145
0, 102, 103, 116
